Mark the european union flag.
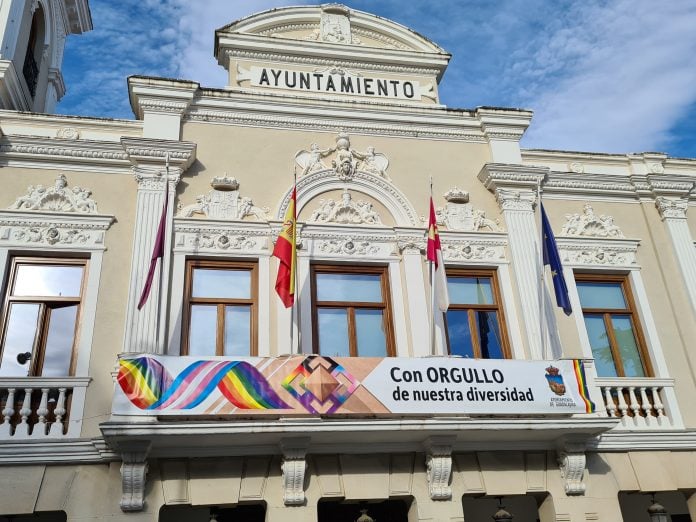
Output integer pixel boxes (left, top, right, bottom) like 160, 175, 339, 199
541, 203, 572, 315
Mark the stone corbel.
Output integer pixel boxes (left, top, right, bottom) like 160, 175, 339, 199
280, 437, 310, 506
557, 440, 586, 496
119, 441, 152, 512
424, 436, 455, 500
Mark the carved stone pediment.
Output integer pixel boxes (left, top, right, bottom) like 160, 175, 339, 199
308, 189, 382, 225
436, 187, 502, 232
177, 176, 269, 221
561, 204, 624, 238
10, 174, 98, 213
294, 132, 390, 181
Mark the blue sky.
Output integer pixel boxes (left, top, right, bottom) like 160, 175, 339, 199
58, 0, 696, 158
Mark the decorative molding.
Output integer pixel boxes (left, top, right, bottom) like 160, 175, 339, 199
9, 174, 98, 213
397, 238, 425, 254
138, 99, 190, 114
495, 188, 537, 212
557, 441, 587, 496
224, 49, 441, 77
655, 196, 688, 220
436, 187, 502, 232
315, 237, 382, 256
424, 437, 454, 501
119, 442, 151, 512
186, 107, 484, 142
178, 176, 269, 221
568, 162, 584, 174
557, 238, 639, 268
441, 237, 507, 263
280, 438, 309, 506
56, 127, 80, 140
295, 132, 390, 181
0, 210, 114, 250
280, 169, 419, 228
174, 219, 271, 255
308, 189, 382, 225
0, 136, 129, 162
120, 137, 197, 171
560, 204, 625, 238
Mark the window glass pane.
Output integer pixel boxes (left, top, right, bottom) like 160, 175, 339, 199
611, 315, 646, 377
317, 308, 350, 357
192, 268, 251, 299
476, 311, 504, 359
584, 315, 618, 377
188, 305, 217, 356
577, 281, 626, 310
316, 273, 382, 303
447, 277, 494, 305
224, 306, 251, 357
41, 305, 78, 376
13, 264, 83, 297
0, 303, 40, 376
446, 310, 474, 358
355, 309, 387, 357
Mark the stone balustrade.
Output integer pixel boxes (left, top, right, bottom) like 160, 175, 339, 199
595, 377, 675, 429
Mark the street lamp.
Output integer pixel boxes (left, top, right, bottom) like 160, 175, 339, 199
647, 495, 668, 522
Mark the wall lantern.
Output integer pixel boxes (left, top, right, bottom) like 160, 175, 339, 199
647, 495, 668, 522
492, 497, 513, 521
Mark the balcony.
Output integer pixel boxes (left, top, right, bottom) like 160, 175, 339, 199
595, 376, 677, 430
0, 376, 90, 438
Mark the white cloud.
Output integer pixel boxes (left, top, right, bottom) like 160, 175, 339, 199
518, 0, 696, 153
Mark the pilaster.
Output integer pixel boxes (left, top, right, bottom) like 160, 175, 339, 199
652, 179, 696, 315
478, 163, 548, 359
398, 238, 430, 356
476, 108, 532, 164
122, 138, 196, 354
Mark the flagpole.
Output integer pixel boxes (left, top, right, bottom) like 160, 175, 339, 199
537, 180, 546, 359
156, 152, 170, 353
429, 176, 436, 356
291, 168, 298, 355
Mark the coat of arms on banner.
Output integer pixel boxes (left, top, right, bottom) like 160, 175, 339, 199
545, 365, 566, 396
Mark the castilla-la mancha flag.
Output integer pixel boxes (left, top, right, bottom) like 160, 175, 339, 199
427, 197, 449, 311
273, 187, 297, 308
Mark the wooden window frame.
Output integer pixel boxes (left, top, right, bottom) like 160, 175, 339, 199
181, 259, 258, 356
311, 264, 396, 357
0, 257, 87, 376
575, 273, 653, 377
443, 268, 511, 359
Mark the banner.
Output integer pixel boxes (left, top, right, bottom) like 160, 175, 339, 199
114, 355, 595, 416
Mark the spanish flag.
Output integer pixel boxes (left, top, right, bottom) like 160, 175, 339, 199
427, 197, 449, 312
273, 186, 297, 308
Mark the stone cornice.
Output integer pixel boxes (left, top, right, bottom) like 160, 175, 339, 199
120, 137, 197, 171
127, 76, 199, 120
478, 163, 548, 192
0, 134, 132, 173
476, 108, 533, 142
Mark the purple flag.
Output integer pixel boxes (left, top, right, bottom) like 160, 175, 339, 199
137, 180, 168, 310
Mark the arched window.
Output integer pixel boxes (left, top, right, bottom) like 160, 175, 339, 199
23, 5, 45, 98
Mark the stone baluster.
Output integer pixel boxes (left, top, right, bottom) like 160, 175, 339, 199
615, 387, 629, 425
49, 388, 68, 437
639, 387, 654, 427
1, 388, 16, 436
603, 387, 618, 417
627, 387, 644, 428
31, 388, 50, 437
17, 388, 33, 437
651, 386, 667, 426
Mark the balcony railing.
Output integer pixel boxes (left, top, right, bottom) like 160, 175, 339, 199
0, 377, 90, 439
595, 377, 677, 430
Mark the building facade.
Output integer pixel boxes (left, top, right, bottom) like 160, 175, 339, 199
1, 3, 696, 521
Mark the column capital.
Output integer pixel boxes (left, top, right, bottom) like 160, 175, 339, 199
655, 196, 689, 220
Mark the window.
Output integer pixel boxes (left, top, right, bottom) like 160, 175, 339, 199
182, 260, 257, 356
576, 274, 652, 377
0, 258, 86, 377
444, 269, 509, 359
311, 265, 395, 357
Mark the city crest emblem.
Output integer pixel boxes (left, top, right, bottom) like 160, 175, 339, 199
544, 366, 566, 396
